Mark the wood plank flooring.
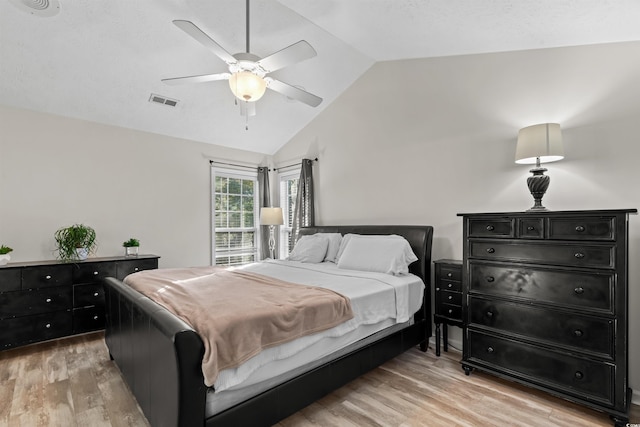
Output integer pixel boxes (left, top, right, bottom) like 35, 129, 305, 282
0, 332, 638, 426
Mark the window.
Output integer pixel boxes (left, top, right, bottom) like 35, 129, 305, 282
212, 167, 259, 266
278, 168, 299, 258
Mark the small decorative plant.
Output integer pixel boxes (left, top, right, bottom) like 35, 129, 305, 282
0, 245, 13, 255
0, 245, 12, 265
54, 224, 97, 261
123, 238, 140, 248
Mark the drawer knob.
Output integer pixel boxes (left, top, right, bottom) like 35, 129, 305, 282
447, 283, 453, 288
486, 311, 493, 318
575, 225, 585, 232
134, 267, 139, 272
93, 292, 99, 297
486, 225, 495, 231
447, 272, 452, 277
486, 248, 495, 254
448, 309, 453, 314
527, 226, 535, 231
93, 271, 99, 275
45, 298, 52, 303
486, 276, 495, 283
574, 252, 585, 259
574, 329, 584, 337
575, 371, 584, 380
45, 275, 52, 280
448, 295, 453, 300
45, 323, 51, 329
487, 346, 494, 353
574, 287, 585, 294
93, 315, 99, 320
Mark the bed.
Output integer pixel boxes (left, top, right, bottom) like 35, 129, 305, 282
103, 225, 433, 427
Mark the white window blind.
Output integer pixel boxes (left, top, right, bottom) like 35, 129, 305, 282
278, 168, 299, 258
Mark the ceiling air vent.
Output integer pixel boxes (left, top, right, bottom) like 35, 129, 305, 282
9, 0, 60, 17
149, 94, 179, 108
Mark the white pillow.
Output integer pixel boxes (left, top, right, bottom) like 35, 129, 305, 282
315, 233, 342, 263
335, 234, 404, 264
336, 235, 418, 275
287, 235, 329, 263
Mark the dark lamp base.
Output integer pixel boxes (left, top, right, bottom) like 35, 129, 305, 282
526, 166, 550, 212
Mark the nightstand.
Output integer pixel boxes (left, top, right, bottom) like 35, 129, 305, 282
433, 259, 463, 356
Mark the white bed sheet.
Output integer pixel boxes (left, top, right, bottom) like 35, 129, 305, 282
210, 260, 425, 394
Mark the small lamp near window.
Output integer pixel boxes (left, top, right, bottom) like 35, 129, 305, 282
260, 207, 284, 259
515, 123, 564, 211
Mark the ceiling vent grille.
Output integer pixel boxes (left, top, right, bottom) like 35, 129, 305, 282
9, 0, 60, 17
149, 94, 179, 107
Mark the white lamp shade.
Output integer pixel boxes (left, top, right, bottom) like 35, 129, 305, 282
229, 71, 267, 102
260, 207, 284, 225
515, 123, 564, 165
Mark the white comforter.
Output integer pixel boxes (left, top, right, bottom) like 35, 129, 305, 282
213, 260, 424, 392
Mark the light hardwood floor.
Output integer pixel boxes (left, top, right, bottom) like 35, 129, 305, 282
0, 332, 638, 426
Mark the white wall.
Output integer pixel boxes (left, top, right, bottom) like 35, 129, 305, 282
0, 105, 269, 268
274, 41, 640, 399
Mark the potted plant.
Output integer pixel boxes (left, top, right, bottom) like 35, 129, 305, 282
54, 224, 97, 261
0, 245, 13, 266
123, 238, 140, 257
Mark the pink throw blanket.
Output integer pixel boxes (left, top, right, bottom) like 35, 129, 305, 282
124, 266, 354, 387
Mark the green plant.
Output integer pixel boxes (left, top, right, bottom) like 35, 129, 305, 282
123, 238, 140, 247
54, 224, 97, 260
0, 245, 13, 255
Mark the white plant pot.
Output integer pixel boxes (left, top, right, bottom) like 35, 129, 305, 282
0, 254, 10, 266
75, 248, 89, 260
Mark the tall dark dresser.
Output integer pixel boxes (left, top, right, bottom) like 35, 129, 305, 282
457, 209, 636, 426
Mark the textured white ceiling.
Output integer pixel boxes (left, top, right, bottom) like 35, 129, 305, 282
2, 0, 640, 154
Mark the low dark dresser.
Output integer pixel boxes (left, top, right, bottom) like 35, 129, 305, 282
457, 209, 636, 426
0, 255, 159, 350
433, 259, 463, 356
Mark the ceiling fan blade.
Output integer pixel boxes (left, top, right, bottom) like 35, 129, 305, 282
267, 79, 322, 107
173, 20, 236, 65
258, 40, 317, 73
162, 73, 230, 85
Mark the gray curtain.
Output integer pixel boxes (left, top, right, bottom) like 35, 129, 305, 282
290, 158, 315, 247
257, 166, 271, 260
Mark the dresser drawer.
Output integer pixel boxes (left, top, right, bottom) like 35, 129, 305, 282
73, 262, 117, 284
438, 279, 461, 292
468, 218, 514, 238
438, 265, 462, 281
437, 289, 462, 307
517, 218, 544, 239
73, 283, 105, 308
467, 331, 614, 406
469, 297, 614, 358
73, 306, 105, 334
469, 262, 614, 313
0, 268, 21, 292
22, 264, 73, 290
116, 258, 159, 280
437, 304, 462, 320
548, 217, 615, 241
470, 241, 615, 269
0, 287, 72, 318
0, 310, 72, 349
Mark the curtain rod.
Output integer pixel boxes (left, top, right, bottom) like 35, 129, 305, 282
272, 157, 318, 172
209, 160, 266, 170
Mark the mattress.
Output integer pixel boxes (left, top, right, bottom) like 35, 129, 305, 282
205, 260, 425, 416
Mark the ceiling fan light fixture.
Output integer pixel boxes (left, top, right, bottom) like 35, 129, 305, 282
229, 71, 266, 102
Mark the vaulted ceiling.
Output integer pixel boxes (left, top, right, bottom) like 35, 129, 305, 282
2, 0, 640, 154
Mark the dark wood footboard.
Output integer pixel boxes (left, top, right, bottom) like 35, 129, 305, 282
104, 277, 207, 427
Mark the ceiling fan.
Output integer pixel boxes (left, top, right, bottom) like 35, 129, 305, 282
162, 0, 323, 111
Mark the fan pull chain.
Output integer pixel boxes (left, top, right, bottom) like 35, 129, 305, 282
245, 102, 249, 130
